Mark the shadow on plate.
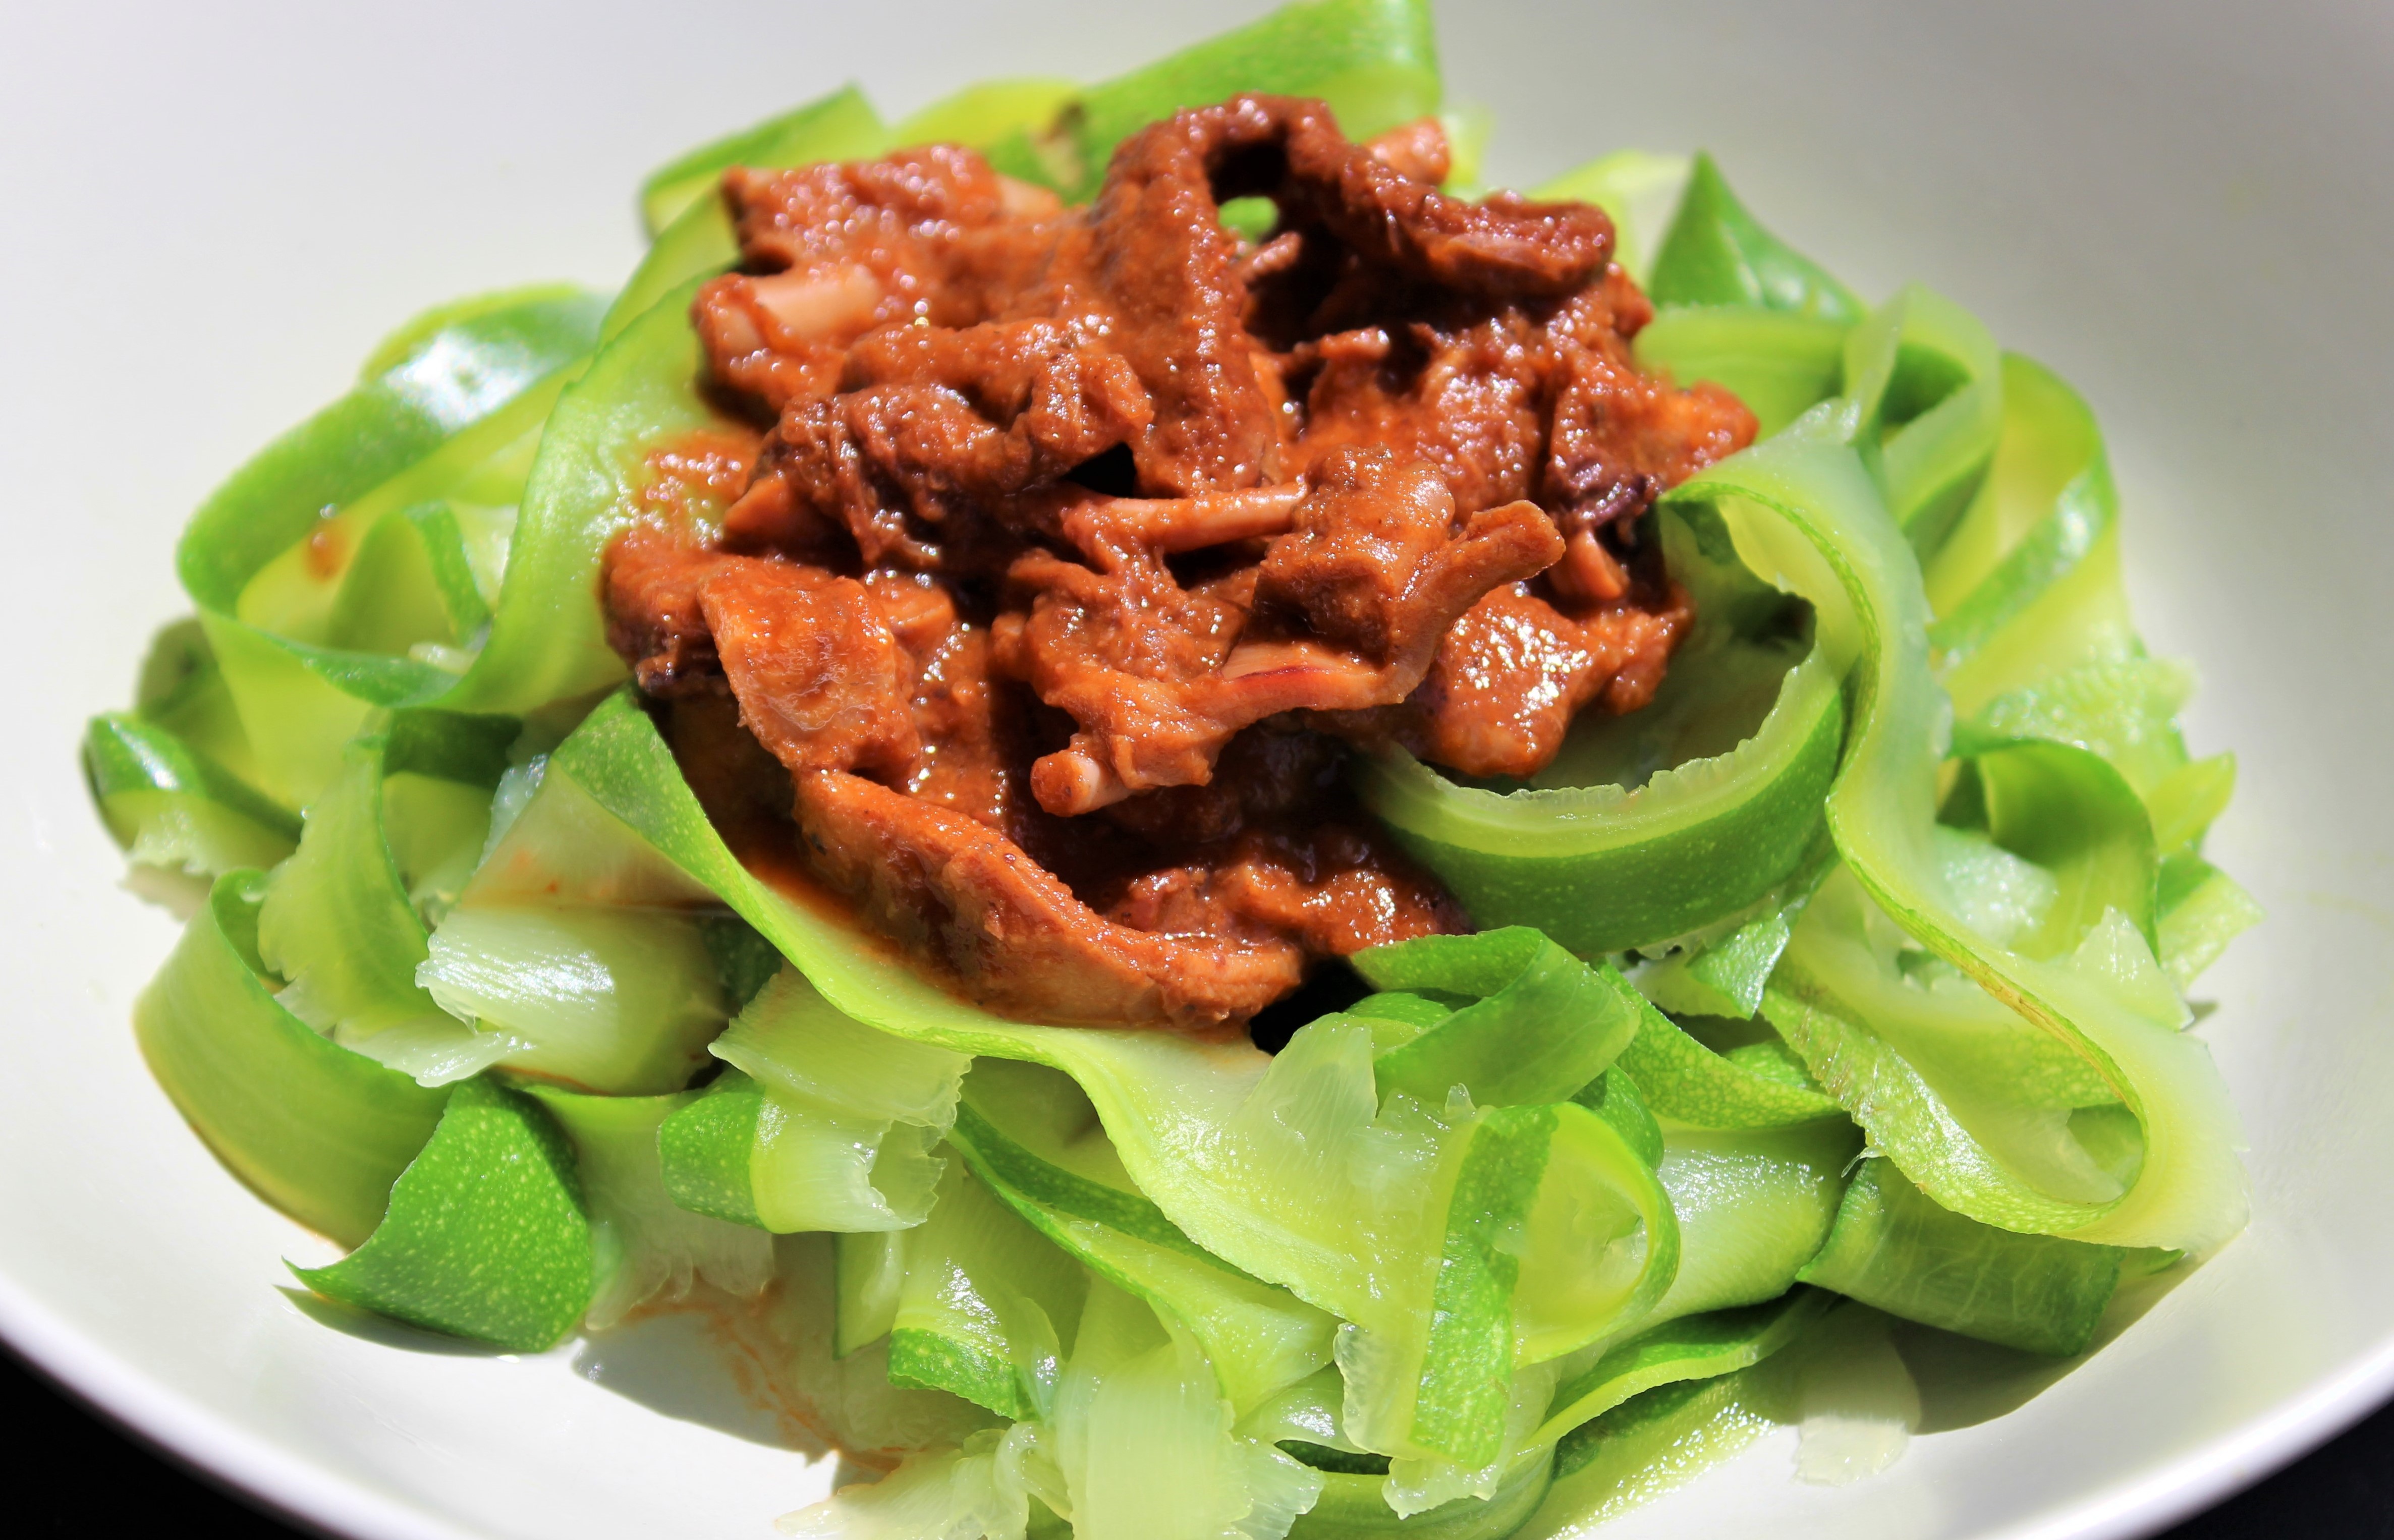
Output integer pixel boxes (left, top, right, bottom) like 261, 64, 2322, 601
574, 1296, 836, 1456
573, 1308, 808, 1450
283, 1279, 829, 1453
1898, 1252, 2197, 1433
276, 1287, 513, 1357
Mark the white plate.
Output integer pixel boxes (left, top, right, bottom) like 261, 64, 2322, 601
4, 3, 2389, 1537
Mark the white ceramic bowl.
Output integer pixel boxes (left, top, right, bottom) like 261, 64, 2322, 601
4, 3, 2389, 1536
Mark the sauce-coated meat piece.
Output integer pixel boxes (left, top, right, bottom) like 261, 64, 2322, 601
793, 769, 1307, 1026
606, 522, 735, 697
1108, 823, 1467, 961
607, 525, 923, 780
695, 147, 1066, 414
1382, 577, 1694, 779
724, 321, 1155, 570
1216, 98, 1614, 300
866, 570, 1021, 833
1069, 106, 1286, 494
601, 93, 1759, 1030
997, 537, 1256, 813
1288, 278, 1754, 539
1255, 447, 1560, 672
702, 561, 922, 782
1005, 450, 1558, 815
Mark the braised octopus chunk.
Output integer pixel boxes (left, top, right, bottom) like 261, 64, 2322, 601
603, 94, 1757, 1029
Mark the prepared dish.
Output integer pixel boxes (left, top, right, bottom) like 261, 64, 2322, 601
84, 2, 2260, 1535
